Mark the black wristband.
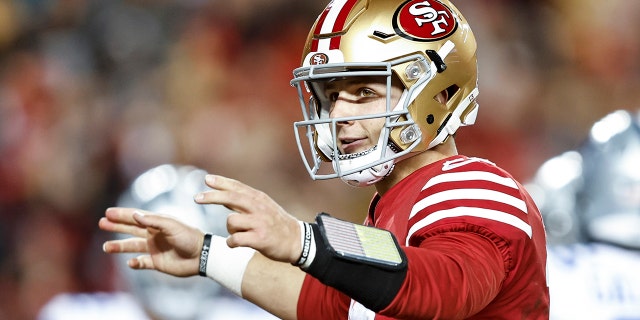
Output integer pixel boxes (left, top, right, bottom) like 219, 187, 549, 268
293, 222, 312, 266
199, 233, 212, 277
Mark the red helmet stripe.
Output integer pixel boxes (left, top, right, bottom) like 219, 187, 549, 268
329, 0, 358, 49
311, 6, 331, 51
310, 0, 359, 52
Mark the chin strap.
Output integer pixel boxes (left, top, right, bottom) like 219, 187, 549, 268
339, 156, 395, 187
336, 131, 396, 187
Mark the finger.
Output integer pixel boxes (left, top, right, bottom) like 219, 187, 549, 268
203, 175, 248, 192
195, 175, 242, 207
226, 211, 258, 234
226, 230, 285, 262
98, 217, 148, 238
195, 178, 268, 213
103, 237, 148, 254
103, 207, 158, 236
131, 210, 185, 235
128, 255, 155, 270
226, 213, 274, 249
104, 207, 143, 224
226, 229, 260, 249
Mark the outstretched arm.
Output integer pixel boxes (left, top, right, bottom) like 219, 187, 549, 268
99, 174, 308, 319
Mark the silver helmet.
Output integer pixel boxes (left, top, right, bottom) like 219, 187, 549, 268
577, 110, 640, 249
115, 164, 231, 320
528, 110, 640, 248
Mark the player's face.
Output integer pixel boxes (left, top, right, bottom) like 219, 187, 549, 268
324, 76, 404, 155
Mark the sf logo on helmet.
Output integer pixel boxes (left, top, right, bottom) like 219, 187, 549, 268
393, 0, 458, 41
310, 53, 329, 65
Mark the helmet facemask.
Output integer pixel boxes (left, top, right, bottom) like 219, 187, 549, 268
292, 53, 443, 187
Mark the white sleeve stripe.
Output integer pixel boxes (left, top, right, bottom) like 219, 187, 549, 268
406, 207, 533, 245
422, 171, 518, 191
409, 189, 527, 219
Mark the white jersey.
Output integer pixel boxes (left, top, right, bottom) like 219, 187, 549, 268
547, 243, 640, 320
38, 291, 279, 320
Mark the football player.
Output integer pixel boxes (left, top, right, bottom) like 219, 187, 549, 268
100, 1, 549, 319
528, 109, 640, 319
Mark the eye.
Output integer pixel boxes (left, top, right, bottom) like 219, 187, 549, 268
328, 91, 339, 102
359, 87, 376, 97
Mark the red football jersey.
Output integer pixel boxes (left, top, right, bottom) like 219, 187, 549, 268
298, 155, 549, 319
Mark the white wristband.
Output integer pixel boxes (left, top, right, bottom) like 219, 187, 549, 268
297, 222, 316, 270
300, 232, 316, 270
205, 235, 256, 297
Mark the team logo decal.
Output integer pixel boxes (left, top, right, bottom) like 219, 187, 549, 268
393, 0, 458, 42
310, 52, 329, 65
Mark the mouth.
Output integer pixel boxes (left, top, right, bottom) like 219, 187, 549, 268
340, 138, 364, 154
333, 145, 377, 160
339, 138, 361, 149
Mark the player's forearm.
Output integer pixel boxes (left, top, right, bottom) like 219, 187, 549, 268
242, 253, 306, 320
201, 234, 305, 320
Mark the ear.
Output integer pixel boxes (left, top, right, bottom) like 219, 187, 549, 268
434, 89, 449, 104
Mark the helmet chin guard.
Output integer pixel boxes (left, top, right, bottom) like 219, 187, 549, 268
334, 137, 397, 187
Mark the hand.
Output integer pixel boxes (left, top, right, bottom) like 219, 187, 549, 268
99, 208, 204, 277
195, 175, 302, 264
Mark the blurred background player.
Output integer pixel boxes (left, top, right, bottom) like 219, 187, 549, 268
38, 164, 277, 320
527, 109, 640, 319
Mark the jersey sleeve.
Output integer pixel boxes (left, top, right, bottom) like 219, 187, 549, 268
379, 229, 506, 319
377, 158, 539, 318
297, 273, 351, 320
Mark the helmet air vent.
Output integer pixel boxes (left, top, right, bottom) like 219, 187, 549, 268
372, 30, 394, 39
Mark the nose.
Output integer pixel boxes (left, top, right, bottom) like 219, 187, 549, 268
328, 93, 355, 123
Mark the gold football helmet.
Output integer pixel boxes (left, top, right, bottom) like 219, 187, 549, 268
291, 0, 479, 186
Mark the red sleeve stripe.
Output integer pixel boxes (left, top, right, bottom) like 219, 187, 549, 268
406, 206, 533, 245
422, 171, 518, 191
409, 188, 528, 219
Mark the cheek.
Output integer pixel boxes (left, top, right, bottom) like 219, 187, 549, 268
363, 118, 387, 141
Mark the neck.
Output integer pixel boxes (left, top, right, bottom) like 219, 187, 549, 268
374, 137, 458, 195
